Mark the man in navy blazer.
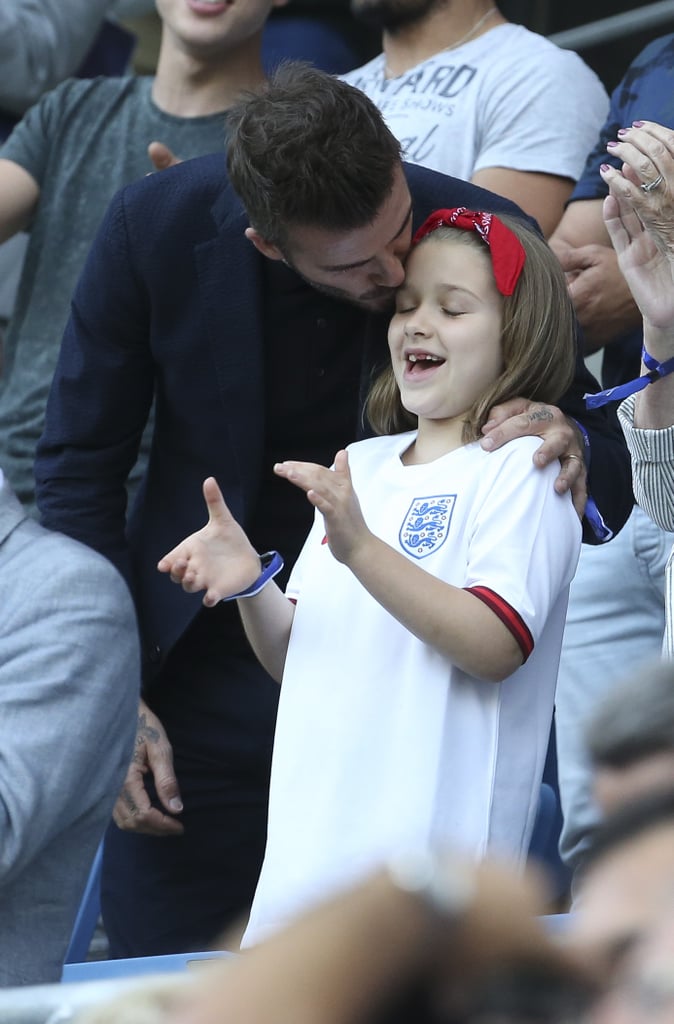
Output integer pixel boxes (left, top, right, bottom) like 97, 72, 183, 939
35, 64, 632, 957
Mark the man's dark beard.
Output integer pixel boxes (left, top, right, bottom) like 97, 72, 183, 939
350, 0, 444, 32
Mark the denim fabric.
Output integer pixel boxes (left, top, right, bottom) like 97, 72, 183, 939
555, 505, 672, 874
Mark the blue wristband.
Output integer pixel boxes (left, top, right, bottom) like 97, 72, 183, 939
223, 550, 284, 601
570, 417, 613, 543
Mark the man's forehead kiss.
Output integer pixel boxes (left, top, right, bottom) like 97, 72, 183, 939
316, 202, 413, 272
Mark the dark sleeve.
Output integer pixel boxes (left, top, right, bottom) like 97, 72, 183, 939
570, 35, 674, 204
35, 186, 154, 579
560, 348, 633, 544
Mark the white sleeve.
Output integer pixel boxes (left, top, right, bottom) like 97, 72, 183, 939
474, 45, 608, 181
618, 393, 674, 532
465, 443, 582, 645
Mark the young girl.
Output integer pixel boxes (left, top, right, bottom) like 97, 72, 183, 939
158, 208, 582, 945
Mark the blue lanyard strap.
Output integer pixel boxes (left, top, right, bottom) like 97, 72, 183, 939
584, 346, 674, 409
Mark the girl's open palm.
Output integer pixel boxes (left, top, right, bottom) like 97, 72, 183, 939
157, 477, 260, 606
274, 450, 370, 565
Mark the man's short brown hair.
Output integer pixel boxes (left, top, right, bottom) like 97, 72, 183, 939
226, 62, 402, 250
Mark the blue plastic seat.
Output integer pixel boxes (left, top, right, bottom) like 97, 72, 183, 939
62, 949, 230, 982
542, 912, 574, 933
64, 842, 104, 964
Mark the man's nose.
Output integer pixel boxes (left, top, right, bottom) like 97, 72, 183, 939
373, 250, 406, 288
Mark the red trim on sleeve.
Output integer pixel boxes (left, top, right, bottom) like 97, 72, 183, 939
464, 586, 534, 663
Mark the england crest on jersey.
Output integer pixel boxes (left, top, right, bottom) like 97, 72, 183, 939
399, 494, 456, 559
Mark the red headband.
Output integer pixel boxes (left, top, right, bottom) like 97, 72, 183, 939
412, 207, 526, 296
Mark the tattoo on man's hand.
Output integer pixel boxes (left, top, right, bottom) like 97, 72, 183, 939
121, 789, 138, 815
137, 712, 161, 745
528, 406, 554, 424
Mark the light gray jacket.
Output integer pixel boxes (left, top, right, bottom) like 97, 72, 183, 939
0, 473, 139, 985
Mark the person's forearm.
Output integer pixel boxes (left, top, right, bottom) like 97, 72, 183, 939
633, 323, 674, 430
237, 583, 295, 683
346, 534, 521, 681
251, 873, 433, 1024
176, 873, 434, 1024
633, 374, 674, 430
174, 856, 568, 1024
0, 160, 40, 244
578, 284, 642, 355
618, 393, 674, 532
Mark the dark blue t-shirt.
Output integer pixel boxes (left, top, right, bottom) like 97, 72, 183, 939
569, 34, 674, 388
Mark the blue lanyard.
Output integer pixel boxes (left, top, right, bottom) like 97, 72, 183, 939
584, 346, 674, 409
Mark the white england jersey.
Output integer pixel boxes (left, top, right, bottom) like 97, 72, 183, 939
243, 433, 581, 946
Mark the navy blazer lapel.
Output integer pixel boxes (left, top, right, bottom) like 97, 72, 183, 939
193, 181, 266, 499
196, 179, 265, 385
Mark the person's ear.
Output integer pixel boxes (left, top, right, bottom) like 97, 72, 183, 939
245, 227, 285, 262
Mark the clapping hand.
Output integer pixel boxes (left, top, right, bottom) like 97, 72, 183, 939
601, 122, 674, 331
274, 450, 371, 565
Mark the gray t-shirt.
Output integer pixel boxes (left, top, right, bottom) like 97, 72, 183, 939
0, 75, 228, 508
342, 25, 608, 181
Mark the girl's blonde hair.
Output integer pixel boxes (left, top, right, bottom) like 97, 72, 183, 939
365, 213, 577, 443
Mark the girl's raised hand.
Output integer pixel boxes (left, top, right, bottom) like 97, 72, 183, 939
274, 450, 370, 565
157, 477, 261, 606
